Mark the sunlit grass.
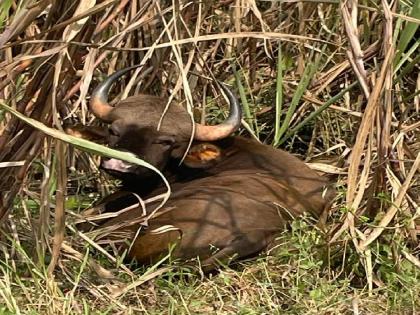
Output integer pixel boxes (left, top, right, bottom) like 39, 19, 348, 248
0, 0, 419, 314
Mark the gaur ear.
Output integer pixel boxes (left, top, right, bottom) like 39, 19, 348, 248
64, 124, 109, 143
183, 143, 222, 168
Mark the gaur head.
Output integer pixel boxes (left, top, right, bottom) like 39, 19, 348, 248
73, 66, 242, 181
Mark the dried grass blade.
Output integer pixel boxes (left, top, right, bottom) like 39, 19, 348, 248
66, 224, 134, 276
0, 0, 50, 48
61, 242, 116, 280
360, 152, 420, 250
347, 49, 393, 208
273, 44, 283, 146
111, 266, 173, 298
47, 141, 67, 275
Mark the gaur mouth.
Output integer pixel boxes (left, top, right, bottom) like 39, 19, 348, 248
101, 158, 136, 174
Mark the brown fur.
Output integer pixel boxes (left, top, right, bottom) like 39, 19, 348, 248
76, 74, 335, 271
85, 136, 334, 271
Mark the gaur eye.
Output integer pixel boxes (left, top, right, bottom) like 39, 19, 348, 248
153, 136, 175, 146
109, 127, 119, 137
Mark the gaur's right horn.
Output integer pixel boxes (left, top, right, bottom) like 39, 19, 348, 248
90, 65, 141, 122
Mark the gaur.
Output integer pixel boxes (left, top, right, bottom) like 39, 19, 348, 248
72, 66, 334, 271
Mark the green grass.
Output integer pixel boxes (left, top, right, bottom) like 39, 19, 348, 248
1, 1, 419, 314
1, 209, 418, 314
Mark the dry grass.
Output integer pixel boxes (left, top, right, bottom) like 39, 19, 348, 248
0, 0, 419, 314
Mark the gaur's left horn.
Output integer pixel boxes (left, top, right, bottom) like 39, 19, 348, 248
194, 83, 242, 141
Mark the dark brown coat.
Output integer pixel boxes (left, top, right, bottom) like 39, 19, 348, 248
73, 66, 334, 271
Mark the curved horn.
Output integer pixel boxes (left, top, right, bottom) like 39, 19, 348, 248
90, 65, 142, 122
194, 82, 242, 141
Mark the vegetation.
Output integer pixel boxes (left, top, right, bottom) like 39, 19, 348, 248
0, 0, 419, 314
